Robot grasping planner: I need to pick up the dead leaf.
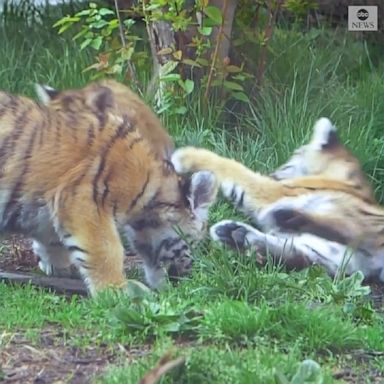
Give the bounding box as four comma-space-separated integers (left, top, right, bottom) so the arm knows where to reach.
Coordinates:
139, 351, 185, 384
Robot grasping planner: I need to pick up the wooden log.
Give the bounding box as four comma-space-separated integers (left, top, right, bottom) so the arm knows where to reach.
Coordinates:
0, 271, 88, 296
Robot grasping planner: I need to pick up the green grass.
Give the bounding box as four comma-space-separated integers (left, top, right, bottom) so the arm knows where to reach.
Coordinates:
0, 13, 384, 384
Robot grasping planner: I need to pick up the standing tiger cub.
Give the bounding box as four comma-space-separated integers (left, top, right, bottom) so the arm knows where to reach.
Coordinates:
172, 118, 384, 282
0, 81, 218, 296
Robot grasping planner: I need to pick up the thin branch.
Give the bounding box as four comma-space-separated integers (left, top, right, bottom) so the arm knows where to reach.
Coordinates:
113, 0, 140, 90
204, 0, 230, 100
114, 0, 126, 48
255, 0, 283, 92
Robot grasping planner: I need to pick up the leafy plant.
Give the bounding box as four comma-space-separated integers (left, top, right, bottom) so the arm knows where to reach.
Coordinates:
53, 2, 144, 83
53, 1, 253, 114
275, 359, 324, 384
114, 285, 203, 338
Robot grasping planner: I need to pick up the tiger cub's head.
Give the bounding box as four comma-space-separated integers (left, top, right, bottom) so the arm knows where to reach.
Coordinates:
271, 117, 373, 200
124, 165, 218, 288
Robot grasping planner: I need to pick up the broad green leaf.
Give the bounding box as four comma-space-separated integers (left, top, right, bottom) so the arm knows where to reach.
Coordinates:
198, 26, 213, 36
232, 92, 250, 103
159, 60, 179, 76
90, 36, 103, 50
58, 23, 76, 34
223, 80, 244, 91
173, 106, 188, 115
160, 73, 181, 82
291, 359, 323, 384
124, 279, 152, 301
99, 8, 115, 16
90, 19, 109, 29
73, 28, 89, 41
196, 57, 209, 66
75, 9, 91, 17
182, 58, 201, 68
53, 16, 80, 28
80, 38, 93, 50
225, 65, 243, 73
179, 79, 194, 94
203, 5, 222, 25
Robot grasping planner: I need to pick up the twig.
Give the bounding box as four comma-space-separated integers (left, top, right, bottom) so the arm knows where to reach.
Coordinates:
0, 271, 88, 296
113, 0, 140, 90
204, 0, 230, 100
254, 0, 283, 92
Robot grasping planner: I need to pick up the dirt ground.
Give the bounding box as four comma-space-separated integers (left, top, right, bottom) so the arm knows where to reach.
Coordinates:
1, 236, 383, 383
1, 327, 151, 384
0, 235, 146, 383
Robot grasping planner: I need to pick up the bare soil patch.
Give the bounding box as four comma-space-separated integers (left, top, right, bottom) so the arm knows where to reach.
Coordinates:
1, 328, 150, 384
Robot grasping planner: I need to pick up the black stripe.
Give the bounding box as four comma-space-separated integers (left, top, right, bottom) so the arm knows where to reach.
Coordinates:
48, 240, 63, 246
357, 207, 384, 217
304, 245, 335, 266
92, 119, 134, 204
55, 112, 61, 142
101, 170, 112, 207
128, 137, 143, 150
38, 120, 45, 147
128, 172, 150, 212
0, 93, 18, 119
70, 172, 87, 197
67, 245, 88, 253
230, 185, 237, 202
237, 191, 245, 207
2, 127, 38, 224
87, 124, 95, 146
97, 112, 107, 131
75, 257, 90, 269
92, 157, 106, 205
0, 105, 32, 160
130, 217, 161, 231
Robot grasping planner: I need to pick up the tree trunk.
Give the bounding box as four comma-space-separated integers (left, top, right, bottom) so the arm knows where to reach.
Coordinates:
209, 0, 238, 67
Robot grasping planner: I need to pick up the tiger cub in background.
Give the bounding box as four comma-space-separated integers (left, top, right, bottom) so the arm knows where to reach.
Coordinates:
172, 118, 384, 282
0, 81, 218, 296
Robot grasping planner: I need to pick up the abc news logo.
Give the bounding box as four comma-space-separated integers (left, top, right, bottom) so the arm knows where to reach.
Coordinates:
348, 6, 378, 31
357, 9, 369, 20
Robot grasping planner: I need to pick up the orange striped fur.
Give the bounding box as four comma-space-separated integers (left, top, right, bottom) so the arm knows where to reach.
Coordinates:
0, 81, 218, 295
172, 118, 384, 282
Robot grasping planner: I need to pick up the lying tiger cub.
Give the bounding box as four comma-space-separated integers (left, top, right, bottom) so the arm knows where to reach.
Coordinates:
172, 118, 384, 282
0, 81, 218, 296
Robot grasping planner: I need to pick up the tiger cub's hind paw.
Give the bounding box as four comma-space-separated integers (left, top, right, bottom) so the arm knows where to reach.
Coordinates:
210, 220, 257, 250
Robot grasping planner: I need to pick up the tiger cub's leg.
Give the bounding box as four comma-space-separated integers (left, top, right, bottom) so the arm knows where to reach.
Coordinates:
28, 220, 77, 277
257, 192, 373, 247
210, 220, 351, 276
51, 197, 126, 296
32, 238, 80, 279
172, 147, 285, 218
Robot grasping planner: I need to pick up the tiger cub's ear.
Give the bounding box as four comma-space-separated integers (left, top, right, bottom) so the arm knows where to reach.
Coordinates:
186, 171, 218, 220
310, 117, 340, 150
35, 84, 61, 104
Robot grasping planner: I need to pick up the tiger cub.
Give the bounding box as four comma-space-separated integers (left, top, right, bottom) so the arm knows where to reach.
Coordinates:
171, 118, 384, 282
0, 82, 218, 296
